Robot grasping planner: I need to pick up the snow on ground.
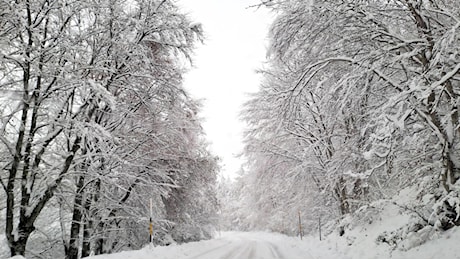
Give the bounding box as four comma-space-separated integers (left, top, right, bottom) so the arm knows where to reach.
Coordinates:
4, 185, 460, 258
299, 216, 460, 258
87, 232, 311, 259
4, 222, 460, 258
86, 226, 460, 259
87, 186, 460, 259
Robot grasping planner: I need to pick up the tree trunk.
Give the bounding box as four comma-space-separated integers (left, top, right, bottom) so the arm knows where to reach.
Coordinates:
441, 143, 458, 193
94, 236, 104, 256
82, 221, 92, 258
9, 225, 35, 257
334, 176, 349, 215
6, 136, 81, 257
67, 174, 86, 259
82, 180, 98, 258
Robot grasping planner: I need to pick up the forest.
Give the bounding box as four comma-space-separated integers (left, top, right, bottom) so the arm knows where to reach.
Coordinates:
2, 0, 460, 258
221, 0, 460, 244
0, 0, 219, 258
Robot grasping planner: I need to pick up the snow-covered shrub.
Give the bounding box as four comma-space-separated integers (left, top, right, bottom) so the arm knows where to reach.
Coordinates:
169, 223, 214, 244
431, 185, 460, 230
398, 225, 434, 251
336, 200, 391, 237
375, 216, 428, 250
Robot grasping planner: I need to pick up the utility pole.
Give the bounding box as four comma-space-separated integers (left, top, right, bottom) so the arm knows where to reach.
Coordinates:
298, 210, 303, 240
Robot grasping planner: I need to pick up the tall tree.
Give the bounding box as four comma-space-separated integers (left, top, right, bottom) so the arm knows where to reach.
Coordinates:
240, 0, 460, 235
0, 0, 218, 258
0, 0, 92, 255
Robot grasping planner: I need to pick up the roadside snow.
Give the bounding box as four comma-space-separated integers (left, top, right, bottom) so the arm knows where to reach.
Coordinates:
392, 226, 460, 258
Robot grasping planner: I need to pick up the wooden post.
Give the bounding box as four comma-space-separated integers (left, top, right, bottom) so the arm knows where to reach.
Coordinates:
298, 210, 303, 240
318, 216, 322, 241
149, 198, 153, 244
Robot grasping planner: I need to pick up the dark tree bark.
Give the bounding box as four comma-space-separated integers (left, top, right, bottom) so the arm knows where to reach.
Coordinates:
6, 136, 81, 257
67, 174, 86, 259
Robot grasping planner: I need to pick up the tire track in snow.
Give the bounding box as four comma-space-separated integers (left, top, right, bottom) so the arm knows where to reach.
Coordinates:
268, 241, 313, 258
189, 236, 300, 259
266, 242, 282, 258
189, 241, 234, 258
221, 241, 254, 258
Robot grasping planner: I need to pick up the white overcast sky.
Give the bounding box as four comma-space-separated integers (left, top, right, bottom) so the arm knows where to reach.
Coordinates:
177, 1, 275, 179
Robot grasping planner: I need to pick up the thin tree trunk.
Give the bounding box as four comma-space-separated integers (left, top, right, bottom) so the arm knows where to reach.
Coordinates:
82, 219, 92, 258
334, 176, 349, 215
67, 174, 86, 259
81, 179, 101, 258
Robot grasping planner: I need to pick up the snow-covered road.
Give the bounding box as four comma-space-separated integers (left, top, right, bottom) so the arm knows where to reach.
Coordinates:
188, 233, 300, 258
88, 231, 312, 259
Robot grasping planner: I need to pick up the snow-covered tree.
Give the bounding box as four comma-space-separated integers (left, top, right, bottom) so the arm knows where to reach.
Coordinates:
240, 0, 460, 236
0, 0, 218, 258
